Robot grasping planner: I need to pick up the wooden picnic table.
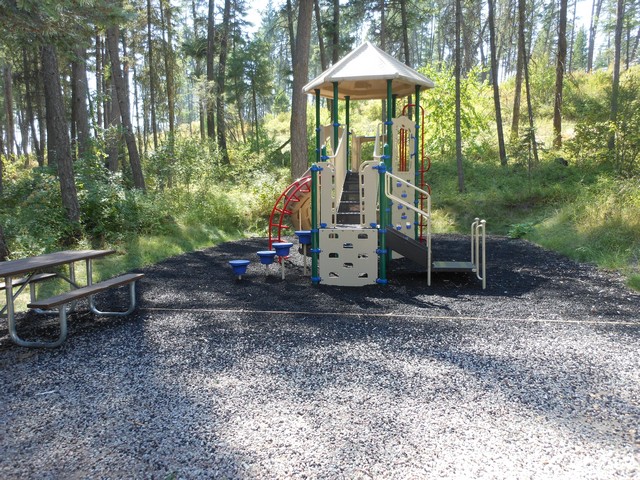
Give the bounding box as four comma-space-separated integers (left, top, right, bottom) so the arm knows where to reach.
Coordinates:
1, 249, 142, 348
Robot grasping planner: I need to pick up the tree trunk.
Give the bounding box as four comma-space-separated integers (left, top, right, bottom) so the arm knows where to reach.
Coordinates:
587, 0, 603, 72
206, 0, 216, 140
0, 225, 9, 261
41, 44, 81, 228
106, 25, 146, 191
33, 53, 46, 166
519, 0, 539, 165
511, 2, 525, 143
192, 0, 206, 141
290, 0, 313, 180
286, 0, 296, 65
631, 24, 640, 64
400, 0, 410, 66
455, 0, 464, 193
568, 0, 578, 72
216, 0, 231, 165
399, 0, 413, 115
22, 48, 42, 163
17, 104, 29, 159
107, 81, 122, 173
314, 0, 328, 71
95, 31, 103, 132
608, 0, 625, 152
553, 0, 568, 148
488, 0, 507, 166
159, 0, 176, 136
0, 130, 4, 195
252, 80, 260, 153
3, 63, 14, 159
72, 47, 91, 158
332, 0, 340, 64
314, 0, 330, 113
148, 0, 159, 149
131, 45, 144, 156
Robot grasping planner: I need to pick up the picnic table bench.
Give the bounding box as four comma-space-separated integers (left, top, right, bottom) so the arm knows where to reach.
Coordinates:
1, 250, 144, 348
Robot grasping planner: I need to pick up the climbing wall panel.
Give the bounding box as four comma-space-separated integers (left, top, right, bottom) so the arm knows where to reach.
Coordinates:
318, 228, 378, 286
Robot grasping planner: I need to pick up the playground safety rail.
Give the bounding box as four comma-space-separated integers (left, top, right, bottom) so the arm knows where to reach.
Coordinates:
471, 218, 487, 290
384, 171, 432, 285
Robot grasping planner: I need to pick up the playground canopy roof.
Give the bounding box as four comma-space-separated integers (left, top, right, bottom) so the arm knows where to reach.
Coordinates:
303, 41, 435, 100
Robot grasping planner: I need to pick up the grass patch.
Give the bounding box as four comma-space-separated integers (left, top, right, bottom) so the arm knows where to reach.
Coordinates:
93, 224, 241, 281
428, 155, 640, 291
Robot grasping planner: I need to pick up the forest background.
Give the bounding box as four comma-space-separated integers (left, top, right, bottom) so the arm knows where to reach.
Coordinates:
0, 0, 639, 290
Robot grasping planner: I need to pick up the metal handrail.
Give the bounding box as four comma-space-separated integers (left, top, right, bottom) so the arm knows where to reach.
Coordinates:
384, 171, 432, 285
471, 218, 487, 289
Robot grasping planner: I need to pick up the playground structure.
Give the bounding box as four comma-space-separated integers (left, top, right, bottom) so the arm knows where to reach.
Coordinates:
268, 42, 486, 288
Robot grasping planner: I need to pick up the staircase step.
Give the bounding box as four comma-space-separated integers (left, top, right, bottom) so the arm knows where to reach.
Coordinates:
337, 212, 361, 224
338, 201, 360, 213
342, 191, 360, 202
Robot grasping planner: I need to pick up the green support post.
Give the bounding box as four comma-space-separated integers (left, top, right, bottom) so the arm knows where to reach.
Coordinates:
386, 80, 393, 173
345, 95, 350, 171
386, 80, 393, 265
332, 82, 339, 153
315, 89, 321, 165
311, 163, 320, 284
377, 146, 389, 284
414, 85, 421, 241
311, 91, 322, 285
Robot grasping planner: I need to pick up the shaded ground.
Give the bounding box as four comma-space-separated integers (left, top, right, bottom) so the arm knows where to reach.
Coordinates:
1, 235, 639, 479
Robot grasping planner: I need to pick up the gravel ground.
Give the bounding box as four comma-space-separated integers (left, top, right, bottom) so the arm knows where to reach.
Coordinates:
1, 235, 639, 479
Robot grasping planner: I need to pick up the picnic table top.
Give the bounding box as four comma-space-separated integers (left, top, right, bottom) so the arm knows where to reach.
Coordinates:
0, 250, 115, 278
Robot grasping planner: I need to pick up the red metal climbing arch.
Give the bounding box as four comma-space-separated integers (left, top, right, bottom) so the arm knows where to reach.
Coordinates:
268, 176, 312, 249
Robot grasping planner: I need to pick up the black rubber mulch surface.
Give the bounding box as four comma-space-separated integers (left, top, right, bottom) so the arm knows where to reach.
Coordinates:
134, 234, 639, 324
1, 234, 638, 347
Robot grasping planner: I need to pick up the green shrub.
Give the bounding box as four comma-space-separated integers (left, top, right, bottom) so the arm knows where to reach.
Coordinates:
508, 222, 535, 239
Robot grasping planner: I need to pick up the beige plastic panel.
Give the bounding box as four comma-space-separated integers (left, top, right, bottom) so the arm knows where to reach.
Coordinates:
321, 125, 344, 156
333, 130, 348, 214
359, 161, 379, 228
317, 161, 336, 228
319, 228, 378, 286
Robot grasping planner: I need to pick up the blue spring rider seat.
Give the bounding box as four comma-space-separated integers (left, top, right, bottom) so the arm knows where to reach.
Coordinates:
229, 259, 250, 280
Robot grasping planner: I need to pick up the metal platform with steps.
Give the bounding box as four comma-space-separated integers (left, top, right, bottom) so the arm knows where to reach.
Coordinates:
386, 223, 486, 288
